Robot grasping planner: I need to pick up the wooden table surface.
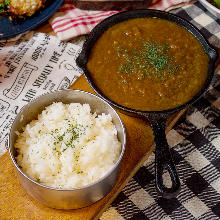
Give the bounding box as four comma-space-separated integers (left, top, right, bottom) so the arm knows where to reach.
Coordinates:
0, 22, 185, 220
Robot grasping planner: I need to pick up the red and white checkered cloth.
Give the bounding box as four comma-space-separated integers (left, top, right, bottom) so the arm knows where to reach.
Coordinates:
50, 0, 193, 41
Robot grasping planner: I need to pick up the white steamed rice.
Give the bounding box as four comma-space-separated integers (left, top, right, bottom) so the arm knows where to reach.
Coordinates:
15, 102, 121, 189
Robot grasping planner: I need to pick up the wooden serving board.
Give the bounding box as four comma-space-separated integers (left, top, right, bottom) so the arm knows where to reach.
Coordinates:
0, 75, 185, 220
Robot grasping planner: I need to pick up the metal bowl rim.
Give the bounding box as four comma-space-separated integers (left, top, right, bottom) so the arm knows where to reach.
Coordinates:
199, 0, 220, 15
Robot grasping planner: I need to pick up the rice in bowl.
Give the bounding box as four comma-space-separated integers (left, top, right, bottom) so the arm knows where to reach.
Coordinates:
15, 102, 122, 189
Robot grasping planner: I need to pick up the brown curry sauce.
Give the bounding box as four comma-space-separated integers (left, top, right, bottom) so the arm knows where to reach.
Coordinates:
87, 18, 209, 111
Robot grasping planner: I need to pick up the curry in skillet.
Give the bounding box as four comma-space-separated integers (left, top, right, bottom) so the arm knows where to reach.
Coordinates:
87, 18, 209, 111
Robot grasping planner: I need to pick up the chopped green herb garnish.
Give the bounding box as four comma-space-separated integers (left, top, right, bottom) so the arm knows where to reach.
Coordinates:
0, 0, 10, 13
116, 39, 180, 80
49, 122, 86, 153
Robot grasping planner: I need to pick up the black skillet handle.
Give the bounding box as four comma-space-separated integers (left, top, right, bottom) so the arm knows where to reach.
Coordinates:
148, 116, 181, 199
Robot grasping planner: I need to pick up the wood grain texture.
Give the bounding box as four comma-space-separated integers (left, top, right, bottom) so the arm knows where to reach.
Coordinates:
0, 75, 185, 220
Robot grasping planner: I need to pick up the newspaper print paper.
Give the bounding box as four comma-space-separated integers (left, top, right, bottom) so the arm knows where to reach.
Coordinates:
0, 32, 82, 157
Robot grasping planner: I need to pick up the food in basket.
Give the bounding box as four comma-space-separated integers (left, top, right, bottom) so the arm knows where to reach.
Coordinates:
15, 102, 121, 189
207, 0, 220, 9
87, 18, 209, 111
0, 0, 46, 17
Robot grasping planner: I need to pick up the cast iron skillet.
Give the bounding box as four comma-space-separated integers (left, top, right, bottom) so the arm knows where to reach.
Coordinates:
76, 9, 218, 199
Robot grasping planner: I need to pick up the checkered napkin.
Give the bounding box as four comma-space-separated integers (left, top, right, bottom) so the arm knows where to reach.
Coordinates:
100, 2, 220, 220
50, 0, 192, 41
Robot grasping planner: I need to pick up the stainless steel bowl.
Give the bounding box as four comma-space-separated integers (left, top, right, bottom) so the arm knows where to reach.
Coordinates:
9, 89, 126, 209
